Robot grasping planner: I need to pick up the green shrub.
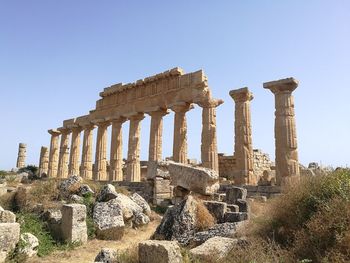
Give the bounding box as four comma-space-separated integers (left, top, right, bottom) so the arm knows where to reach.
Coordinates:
18, 165, 38, 175
83, 192, 96, 239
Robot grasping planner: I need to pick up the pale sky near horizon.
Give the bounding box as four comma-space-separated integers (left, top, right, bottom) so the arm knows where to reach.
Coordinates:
0, 1, 349, 170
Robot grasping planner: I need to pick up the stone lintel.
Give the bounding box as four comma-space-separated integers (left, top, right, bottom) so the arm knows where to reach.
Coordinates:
48, 129, 61, 135
91, 118, 109, 125
66, 124, 80, 129
107, 116, 127, 123
63, 118, 76, 128
229, 87, 253, 102
263, 78, 299, 93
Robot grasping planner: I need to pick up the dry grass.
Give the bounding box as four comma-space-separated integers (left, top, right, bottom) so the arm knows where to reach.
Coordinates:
0, 191, 15, 210
195, 198, 216, 232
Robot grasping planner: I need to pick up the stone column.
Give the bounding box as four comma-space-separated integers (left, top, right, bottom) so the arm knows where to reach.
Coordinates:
263, 78, 300, 186
147, 109, 169, 162
57, 128, 71, 178
80, 124, 95, 179
109, 117, 126, 182
230, 88, 254, 185
93, 120, 110, 181
38, 146, 49, 177
198, 99, 223, 173
48, 129, 61, 177
68, 126, 82, 176
16, 143, 26, 169
171, 103, 193, 163
126, 113, 144, 182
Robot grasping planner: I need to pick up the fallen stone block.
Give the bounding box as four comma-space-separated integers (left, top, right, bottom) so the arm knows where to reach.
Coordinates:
130, 192, 151, 216
0, 210, 16, 223
18, 233, 39, 258
61, 204, 87, 244
203, 201, 227, 223
226, 186, 247, 204
96, 184, 118, 202
224, 212, 248, 223
227, 204, 239, 212
59, 175, 83, 199
138, 240, 183, 263
236, 199, 249, 213
0, 223, 20, 261
94, 247, 119, 263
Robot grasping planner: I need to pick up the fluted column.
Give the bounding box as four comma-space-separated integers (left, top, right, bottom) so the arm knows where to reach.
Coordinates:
110, 117, 126, 182
57, 128, 71, 178
16, 143, 27, 169
38, 146, 49, 177
264, 78, 300, 186
171, 103, 193, 163
198, 99, 223, 173
80, 123, 95, 179
68, 126, 82, 175
126, 113, 144, 182
147, 108, 169, 162
48, 129, 61, 177
93, 120, 110, 181
230, 88, 254, 185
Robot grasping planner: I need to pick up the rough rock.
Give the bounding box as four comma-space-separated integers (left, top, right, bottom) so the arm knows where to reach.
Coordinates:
61, 204, 87, 244
138, 240, 183, 263
147, 161, 171, 179
93, 199, 125, 240
59, 175, 83, 198
96, 184, 118, 202
0, 210, 16, 223
0, 223, 20, 261
203, 201, 227, 223
78, 184, 94, 197
190, 236, 238, 260
113, 193, 144, 221
224, 212, 248, 223
130, 192, 151, 216
226, 186, 247, 204
43, 209, 62, 238
236, 199, 249, 213
0, 182, 7, 197
69, 194, 84, 203
15, 186, 32, 210
94, 248, 119, 263
134, 212, 151, 226
18, 233, 39, 258
227, 204, 239, 212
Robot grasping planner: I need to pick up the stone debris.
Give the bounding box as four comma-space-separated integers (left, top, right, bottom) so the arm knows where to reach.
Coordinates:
96, 184, 118, 202
130, 192, 151, 216
226, 186, 247, 204
138, 240, 183, 263
59, 175, 83, 198
18, 233, 39, 258
94, 247, 119, 263
0, 210, 16, 223
203, 201, 227, 223
0, 223, 20, 262
78, 184, 94, 197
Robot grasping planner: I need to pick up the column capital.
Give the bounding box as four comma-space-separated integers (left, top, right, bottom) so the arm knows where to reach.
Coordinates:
170, 102, 194, 113
197, 98, 224, 108
108, 116, 127, 124
125, 112, 145, 121
57, 127, 71, 134
263, 77, 299, 94
67, 124, 83, 133
230, 87, 253, 102
146, 107, 169, 117
92, 118, 110, 127
48, 129, 61, 136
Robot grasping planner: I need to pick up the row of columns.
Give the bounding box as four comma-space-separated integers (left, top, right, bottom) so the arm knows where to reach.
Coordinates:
47, 101, 222, 182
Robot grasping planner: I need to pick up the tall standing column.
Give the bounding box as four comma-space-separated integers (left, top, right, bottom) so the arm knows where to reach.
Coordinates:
171, 103, 193, 163
16, 143, 27, 169
230, 88, 254, 185
57, 128, 71, 178
198, 99, 223, 173
126, 113, 144, 182
109, 117, 126, 182
48, 129, 61, 177
148, 109, 169, 162
263, 78, 300, 186
68, 126, 82, 175
80, 124, 95, 179
38, 146, 49, 177
94, 120, 110, 181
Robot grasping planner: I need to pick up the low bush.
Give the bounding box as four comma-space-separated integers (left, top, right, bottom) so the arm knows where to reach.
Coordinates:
195, 199, 215, 232
82, 192, 96, 239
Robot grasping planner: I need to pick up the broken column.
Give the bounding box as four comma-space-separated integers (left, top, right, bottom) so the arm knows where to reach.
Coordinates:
126, 113, 144, 182
263, 78, 300, 186
60, 204, 87, 244
57, 128, 71, 178
68, 126, 82, 176
171, 103, 193, 163
38, 146, 49, 177
48, 129, 61, 178
230, 88, 254, 185
109, 117, 126, 182
198, 99, 223, 173
94, 120, 110, 181
16, 143, 26, 169
80, 123, 95, 179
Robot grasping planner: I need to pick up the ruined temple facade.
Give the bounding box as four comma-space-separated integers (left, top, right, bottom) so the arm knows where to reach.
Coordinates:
47, 68, 223, 182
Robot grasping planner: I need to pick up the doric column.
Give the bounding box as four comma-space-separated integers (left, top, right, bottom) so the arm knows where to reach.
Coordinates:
147, 108, 169, 162
263, 78, 300, 186
230, 88, 254, 185
109, 117, 126, 182
93, 120, 110, 181
126, 113, 144, 182
198, 99, 223, 173
16, 143, 26, 169
80, 123, 95, 179
171, 103, 193, 163
48, 129, 61, 177
57, 127, 71, 178
38, 146, 49, 177
68, 125, 82, 176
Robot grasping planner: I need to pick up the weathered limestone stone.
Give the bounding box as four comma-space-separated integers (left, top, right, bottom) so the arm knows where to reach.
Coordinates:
230, 87, 254, 185
171, 102, 193, 163
96, 184, 118, 202
224, 212, 248, 222
198, 99, 223, 173
126, 113, 144, 182
16, 143, 26, 169
130, 192, 151, 216
109, 117, 126, 182
168, 162, 219, 195
203, 201, 227, 223
190, 236, 238, 261
138, 240, 183, 263
0, 182, 7, 197
61, 204, 88, 244
80, 123, 95, 179
18, 233, 39, 258
59, 175, 83, 199
226, 186, 247, 204
94, 248, 119, 263
78, 184, 94, 197
57, 127, 71, 178
68, 126, 82, 176
48, 129, 61, 178
264, 78, 300, 186
38, 146, 49, 177
43, 209, 62, 238
0, 223, 20, 261
94, 120, 110, 181
0, 210, 16, 223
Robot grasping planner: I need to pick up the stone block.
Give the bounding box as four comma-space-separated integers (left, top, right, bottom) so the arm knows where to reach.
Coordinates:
236, 199, 249, 213
227, 204, 239, 212
138, 240, 182, 263
0, 210, 16, 223
61, 204, 87, 244
224, 212, 248, 223
203, 201, 227, 223
0, 183, 7, 197
226, 186, 247, 204
94, 248, 119, 263
18, 233, 39, 258
0, 223, 20, 260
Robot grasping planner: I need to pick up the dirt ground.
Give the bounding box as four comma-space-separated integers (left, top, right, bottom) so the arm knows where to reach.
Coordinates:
27, 217, 161, 263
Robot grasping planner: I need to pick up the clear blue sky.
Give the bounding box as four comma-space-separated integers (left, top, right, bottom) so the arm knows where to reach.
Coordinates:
1, 1, 349, 170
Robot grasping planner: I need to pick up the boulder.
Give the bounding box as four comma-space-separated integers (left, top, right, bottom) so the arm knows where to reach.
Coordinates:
203, 201, 227, 223
134, 212, 151, 226
138, 240, 182, 263
113, 193, 145, 223
59, 175, 83, 198
69, 194, 84, 204
96, 184, 118, 202
18, 233, 39, 258
0, 223, 20, 261
78, 184, 94, 197
190, 236, 238, 260
94, 248, 119, 263
226, 186, 247, 204
0, 210, 16, 223
93, 199, 125, 240
168, 162, 219, 195
130, 192, 151, 216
